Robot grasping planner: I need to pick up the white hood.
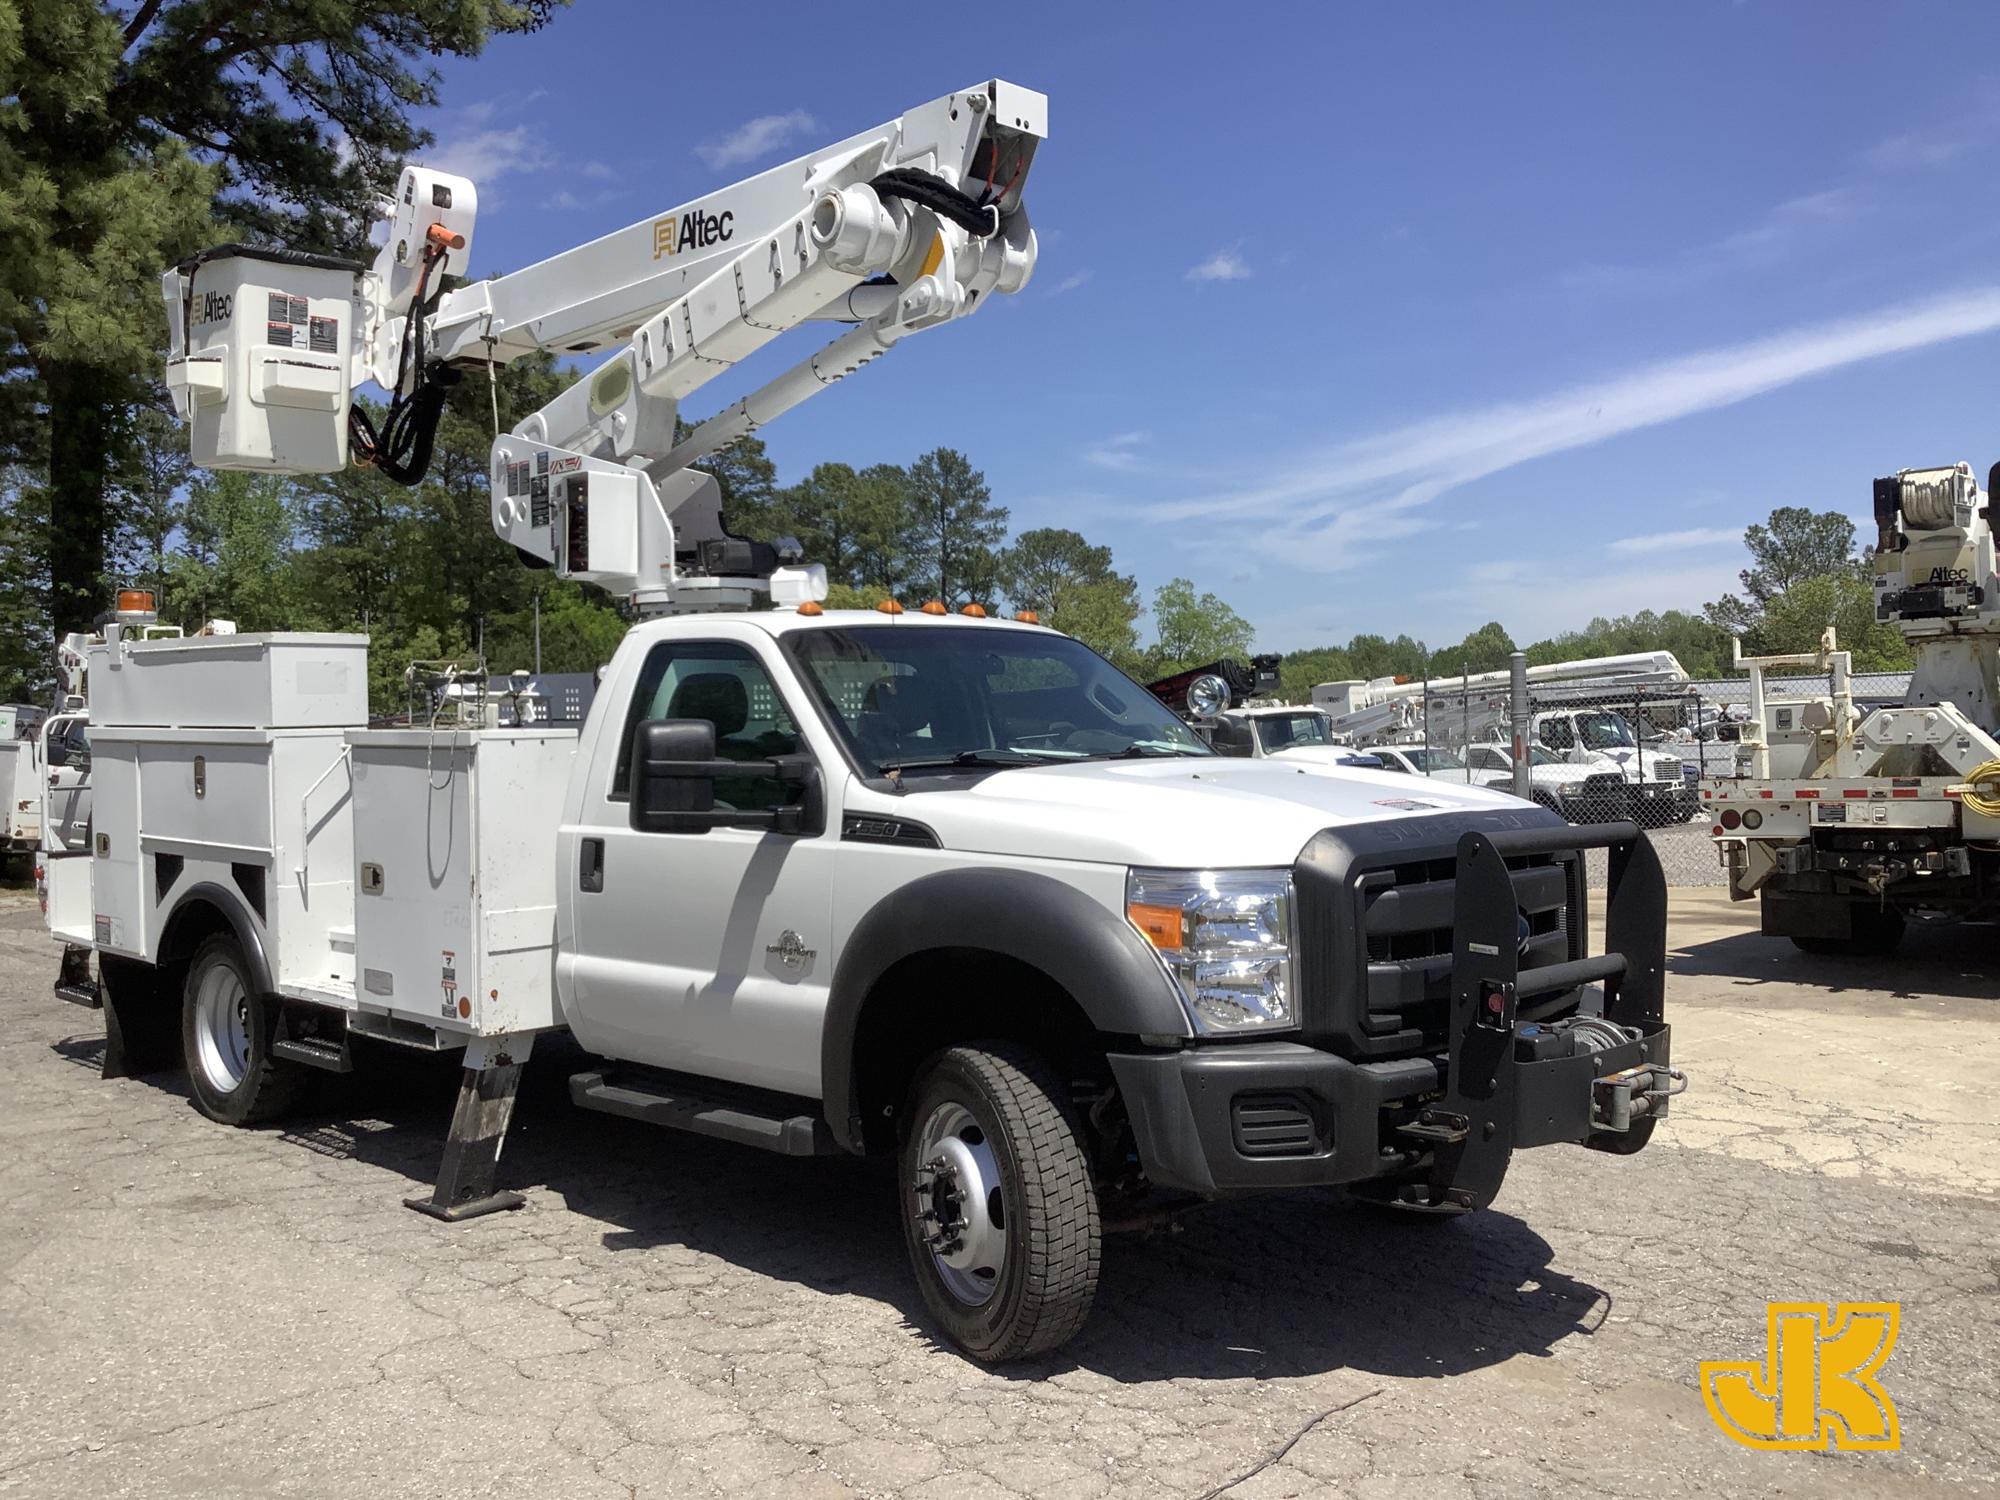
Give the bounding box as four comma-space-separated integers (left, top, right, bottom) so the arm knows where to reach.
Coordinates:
885, 757, 1527, 867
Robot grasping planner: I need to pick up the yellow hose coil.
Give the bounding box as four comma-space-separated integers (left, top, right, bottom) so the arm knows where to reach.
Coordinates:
1964, 759, 2000, 820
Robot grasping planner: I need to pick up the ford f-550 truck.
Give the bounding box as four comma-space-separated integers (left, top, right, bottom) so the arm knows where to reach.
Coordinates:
50, 607, 1680, 1361
49, 78, 1681, 1363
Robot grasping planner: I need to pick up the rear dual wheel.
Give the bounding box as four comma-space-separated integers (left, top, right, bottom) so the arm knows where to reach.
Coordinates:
181, 934, 305, 1125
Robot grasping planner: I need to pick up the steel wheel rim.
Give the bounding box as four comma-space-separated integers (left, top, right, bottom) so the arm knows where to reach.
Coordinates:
194, 962, 251, 1094
912, 1100, 1008, 1307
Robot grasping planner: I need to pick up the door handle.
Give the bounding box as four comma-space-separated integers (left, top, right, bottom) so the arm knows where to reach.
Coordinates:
579, 837, 604, 893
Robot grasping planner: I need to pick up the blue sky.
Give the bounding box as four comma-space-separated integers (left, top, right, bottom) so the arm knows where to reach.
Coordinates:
416, 1, 2000, 651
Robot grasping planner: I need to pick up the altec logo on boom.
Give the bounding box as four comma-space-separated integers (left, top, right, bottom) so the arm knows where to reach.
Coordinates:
653, 208, 734, 260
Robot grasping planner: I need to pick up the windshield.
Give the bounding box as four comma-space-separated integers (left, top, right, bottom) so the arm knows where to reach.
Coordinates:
1253, 712, 1332, 752
790, 625, 1212, 775
1528, 746, 1560, 767
1405, 747, 1465, 772
1577, 712, 1637, 751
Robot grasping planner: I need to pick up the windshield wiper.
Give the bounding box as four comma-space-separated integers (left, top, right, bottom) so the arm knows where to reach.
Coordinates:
1096, 742, 1201, 760
876, 749, 1043, 775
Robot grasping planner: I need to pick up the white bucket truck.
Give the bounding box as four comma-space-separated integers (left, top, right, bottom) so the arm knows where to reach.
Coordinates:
49, 81, 1681, 1363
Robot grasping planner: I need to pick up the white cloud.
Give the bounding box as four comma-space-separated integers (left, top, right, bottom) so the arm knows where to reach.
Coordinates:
1862, 124, 1972, 172
425, 124, 552, 185
696, 110, 818, 171
1563, 185, 1862, 295
1606, 526, 1746, 556
1049, 270, 1092, 295
1187, 244, 1252, 282
578, 160, 616, 181
1085, 430, 1151, 471
1142, 285, 2000, 573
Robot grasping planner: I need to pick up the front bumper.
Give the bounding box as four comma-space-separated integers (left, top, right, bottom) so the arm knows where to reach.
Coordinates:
1111, 818, 1677, 1204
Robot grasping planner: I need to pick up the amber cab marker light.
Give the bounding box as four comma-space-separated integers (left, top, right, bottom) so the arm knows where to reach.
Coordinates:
1127, 901, 1183, 950
961, 603, 988, 618
1014, 609, 1040, 625
875, 598, 905, 615
920, 599, 948, 615
796, 600, 824, 616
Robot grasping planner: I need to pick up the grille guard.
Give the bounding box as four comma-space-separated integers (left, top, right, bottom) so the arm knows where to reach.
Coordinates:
1427, 819, 1668, 1205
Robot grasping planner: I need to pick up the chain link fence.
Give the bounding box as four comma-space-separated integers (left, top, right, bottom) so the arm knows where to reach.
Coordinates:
1365, 681, 1731, 888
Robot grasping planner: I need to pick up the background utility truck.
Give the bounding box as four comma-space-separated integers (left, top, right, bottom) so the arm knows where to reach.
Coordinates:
1709, 462, 2000, 954
46, 80, 1682, 1363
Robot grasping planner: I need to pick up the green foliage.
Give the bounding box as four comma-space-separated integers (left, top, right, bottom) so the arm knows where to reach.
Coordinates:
1706, 505, 1864, 630
1143, 577, 1256, 677
1433, 620, 1516, 676
165, 470, 297, 630
4, 0, 564, 632
1525, 608, 1733, 678
1745, 572, 1912, 672
908, 447, 1007, 606
1000, 527, 1141, 666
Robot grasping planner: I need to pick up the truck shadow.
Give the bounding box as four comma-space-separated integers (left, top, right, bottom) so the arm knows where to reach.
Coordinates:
1668, 922, 2000, 1003
49, 1026, 1609, 1384
250, 1034, 1607, 1385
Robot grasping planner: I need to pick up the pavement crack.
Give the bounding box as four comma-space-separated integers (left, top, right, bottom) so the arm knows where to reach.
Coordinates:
1190, 1388, 1384, 1500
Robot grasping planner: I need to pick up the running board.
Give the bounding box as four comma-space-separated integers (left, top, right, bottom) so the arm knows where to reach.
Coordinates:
54, 979, 101, 1009
273, 1036, 353, 1073
570, 1069, 839, 1156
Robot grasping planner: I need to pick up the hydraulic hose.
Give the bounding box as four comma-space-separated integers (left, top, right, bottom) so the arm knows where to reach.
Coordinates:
1962, 759, 2000, 820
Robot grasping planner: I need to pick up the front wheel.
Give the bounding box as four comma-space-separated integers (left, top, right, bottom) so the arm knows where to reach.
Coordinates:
182, 933, 305, 1125
898, 1043, 1101, 1363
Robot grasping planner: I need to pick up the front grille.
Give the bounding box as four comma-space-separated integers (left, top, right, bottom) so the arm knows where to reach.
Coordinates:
1294, 809, 1586, 1061
1231, 1093, 1320, 1157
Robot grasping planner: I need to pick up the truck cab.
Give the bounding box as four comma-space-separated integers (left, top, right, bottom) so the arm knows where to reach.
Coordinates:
1206, 704, 1382, 767
1531, 709, 1696, 823
1463, 742, 1630, 822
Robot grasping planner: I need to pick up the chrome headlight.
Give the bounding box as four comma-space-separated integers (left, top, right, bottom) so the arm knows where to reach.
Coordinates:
1126, 867, 1297, 1035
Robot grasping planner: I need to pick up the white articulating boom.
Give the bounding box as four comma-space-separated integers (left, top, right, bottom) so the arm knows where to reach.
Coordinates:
163, 80, 1045, 613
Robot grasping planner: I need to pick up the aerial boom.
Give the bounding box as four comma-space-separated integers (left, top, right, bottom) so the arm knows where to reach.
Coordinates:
162, 80, 1046, 613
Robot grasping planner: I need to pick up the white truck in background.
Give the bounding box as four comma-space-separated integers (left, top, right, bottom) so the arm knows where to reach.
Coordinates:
43, 80, 1682, 1363
1314, 656, 1699, 824
1710, 462, 2000, 954
1, 703, 48, 858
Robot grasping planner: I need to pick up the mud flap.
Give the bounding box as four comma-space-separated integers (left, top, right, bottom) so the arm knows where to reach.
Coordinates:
97, 953, 180, 1079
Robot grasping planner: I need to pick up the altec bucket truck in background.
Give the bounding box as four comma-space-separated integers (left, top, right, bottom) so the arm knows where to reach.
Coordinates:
1709, 462, 2000, 953
49, 81, 1682, 1363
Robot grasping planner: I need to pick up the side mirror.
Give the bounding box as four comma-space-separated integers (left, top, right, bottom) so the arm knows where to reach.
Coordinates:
628, 719, 825, 836
630, 719, 718, 832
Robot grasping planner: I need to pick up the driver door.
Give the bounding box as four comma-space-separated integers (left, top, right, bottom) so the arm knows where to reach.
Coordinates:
564, 635, 836, 1097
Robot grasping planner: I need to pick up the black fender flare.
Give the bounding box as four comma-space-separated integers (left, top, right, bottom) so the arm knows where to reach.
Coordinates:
158, 880, 275, 995
820, 867, 1188, 1152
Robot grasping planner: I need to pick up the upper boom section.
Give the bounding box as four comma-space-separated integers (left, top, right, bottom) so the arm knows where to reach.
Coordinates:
428, 80, 1044, 370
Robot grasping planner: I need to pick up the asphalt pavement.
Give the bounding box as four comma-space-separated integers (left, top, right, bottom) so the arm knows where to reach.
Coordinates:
0, 888, 1993, 1498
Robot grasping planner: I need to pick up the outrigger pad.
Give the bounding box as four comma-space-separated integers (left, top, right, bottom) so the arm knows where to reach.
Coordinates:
405, 1037, 533, 1223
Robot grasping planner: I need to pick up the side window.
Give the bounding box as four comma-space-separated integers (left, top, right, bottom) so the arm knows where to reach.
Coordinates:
1379, 755, 1407, 774
610, 640, 806, 810
1540, 718, 1574, 751
1468, 748, 1497, 772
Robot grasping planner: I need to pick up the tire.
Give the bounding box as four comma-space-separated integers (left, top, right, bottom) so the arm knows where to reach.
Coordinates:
1790, 904, 1905, 958
898, 1042, 1101, 1363
181, 933, 305, 1125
